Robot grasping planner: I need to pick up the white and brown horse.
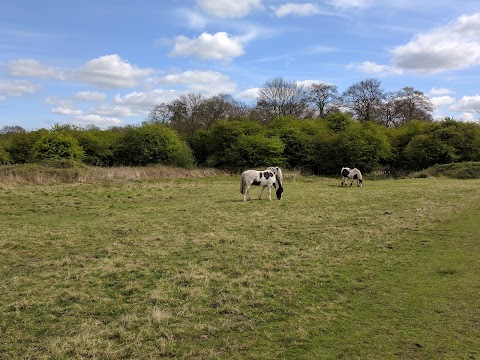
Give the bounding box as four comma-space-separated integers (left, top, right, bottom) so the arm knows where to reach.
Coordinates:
341, 167, 363, 187
240, 166, 283, 201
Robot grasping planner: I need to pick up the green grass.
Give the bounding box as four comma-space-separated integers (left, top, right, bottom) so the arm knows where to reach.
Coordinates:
0, 174, 479, 359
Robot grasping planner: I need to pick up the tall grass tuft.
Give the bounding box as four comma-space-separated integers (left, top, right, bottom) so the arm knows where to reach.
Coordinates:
416, 161, 480, 179
0, 163, 229, 187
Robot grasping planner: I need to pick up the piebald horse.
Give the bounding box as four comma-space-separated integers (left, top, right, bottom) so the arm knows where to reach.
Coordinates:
341, 167, 363, 187
240, 166, 283, 201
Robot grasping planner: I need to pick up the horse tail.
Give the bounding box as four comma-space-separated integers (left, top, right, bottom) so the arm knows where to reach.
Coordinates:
240, 173, 246, 194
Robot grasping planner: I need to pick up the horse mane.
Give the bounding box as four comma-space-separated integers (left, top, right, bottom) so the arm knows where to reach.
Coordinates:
268, 166, 283, 186
275, 167, 283, 187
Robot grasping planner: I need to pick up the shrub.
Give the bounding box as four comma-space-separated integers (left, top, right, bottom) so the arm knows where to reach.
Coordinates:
74, 130, 119, 166
403, 133, 459, 170
226, 134, 285, 170
206, 120, 263, 168
5, 130, 45, 164
424, 162, 480, 179
114, 124, 195, 168
0, 143, 11, 164
32, 132, 84, 162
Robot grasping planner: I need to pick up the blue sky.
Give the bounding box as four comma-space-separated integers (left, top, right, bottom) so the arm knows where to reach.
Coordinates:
1, 0, 480, 130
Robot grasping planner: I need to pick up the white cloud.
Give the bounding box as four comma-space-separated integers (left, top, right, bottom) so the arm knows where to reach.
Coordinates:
5, 58, 65, 80
430, 96, 455, 108
72, 91, 107, 102
458, 112, 477, 122
70, 114, 123, 128
91, 105, 138, 117
0, 80, 41, 97
170, 32, 244, 61
177, 9, 208, 29
237, 87, 259, 100
156, 70, 237, 95
347, 61, 401, 75
275, 3, 321, 17
109, 90, 183, 116
196, 0, 263, 18
430, 87, 454, 96
449, 95, 480, 112
51, 107, 83, 116
392, 12, 480, 73
327, 0, 372, 8
75, 54, 155, 88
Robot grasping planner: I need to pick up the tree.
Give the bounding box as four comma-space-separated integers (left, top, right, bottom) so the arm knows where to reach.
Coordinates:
147, 94, 251, 137
147, 103, 174, 124
0, 125, 26, 134
378, 91, 398, 127
393, 87, 433, 125
341, 78, 386, 122
198, 93, 250, 126
257, 77, 309, 122
308, 83, 338, 118
168, 93, 206, 136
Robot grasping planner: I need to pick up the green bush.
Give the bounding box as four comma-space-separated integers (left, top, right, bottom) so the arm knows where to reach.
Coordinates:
0, 143, 11, 164
403, 133, 459, 170
73, 129, 119, 166
187, 130, 210, 166
205, 120, 263, 168
114, 124, 195, 168
423, 162, 480, 179
5, 130, 45, 164
32, 132, 84, 162
226, 134, 285, 170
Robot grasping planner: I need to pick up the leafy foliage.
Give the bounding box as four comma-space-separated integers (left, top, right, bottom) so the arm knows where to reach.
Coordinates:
32, 132, 84, 162
0, 143, 11, 164
422, 161, 480, 179
114, 124, 195, 168
1, 113, 479, 174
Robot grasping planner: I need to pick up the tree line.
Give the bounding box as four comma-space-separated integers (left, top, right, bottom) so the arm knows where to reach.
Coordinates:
147, 77, 434, 132
1, 78, 479, 174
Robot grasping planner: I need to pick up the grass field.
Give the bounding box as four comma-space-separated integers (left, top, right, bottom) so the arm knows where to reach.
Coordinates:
0, 171, 479, 359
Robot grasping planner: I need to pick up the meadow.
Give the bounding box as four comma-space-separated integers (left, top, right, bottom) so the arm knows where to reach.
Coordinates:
0, 168, 479, 359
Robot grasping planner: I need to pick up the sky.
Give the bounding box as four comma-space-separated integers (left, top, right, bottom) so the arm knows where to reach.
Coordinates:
1, 0, 480, 130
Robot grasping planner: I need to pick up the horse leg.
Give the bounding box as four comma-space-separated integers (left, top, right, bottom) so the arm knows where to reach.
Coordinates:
267, 185, 272, 200
244, 185, 251, 201
259, 185, 266, 200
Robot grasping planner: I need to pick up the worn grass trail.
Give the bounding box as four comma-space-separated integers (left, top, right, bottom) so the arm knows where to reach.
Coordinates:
0, 176, 479, 359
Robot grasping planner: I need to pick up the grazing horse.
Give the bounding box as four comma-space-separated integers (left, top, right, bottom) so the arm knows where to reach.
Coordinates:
240, 166, 283, 201
341, 167, 363, 187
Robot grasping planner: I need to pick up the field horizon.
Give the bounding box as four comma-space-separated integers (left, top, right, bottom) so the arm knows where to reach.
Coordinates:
1, 170, 479, 358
